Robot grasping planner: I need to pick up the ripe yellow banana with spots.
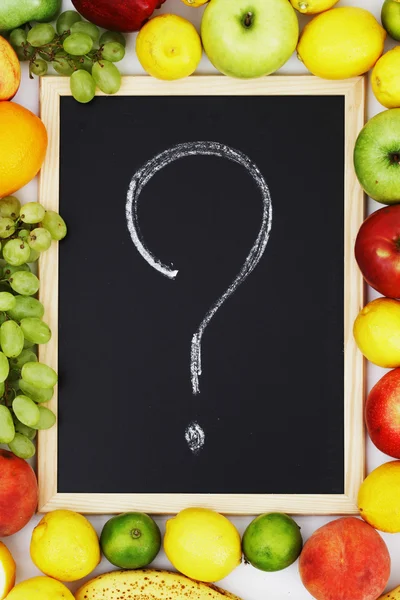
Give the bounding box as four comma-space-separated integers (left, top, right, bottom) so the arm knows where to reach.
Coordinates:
75, 569, 242, 600
378, 586, 400, 599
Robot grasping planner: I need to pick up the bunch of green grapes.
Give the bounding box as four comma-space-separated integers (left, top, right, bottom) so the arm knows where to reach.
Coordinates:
0, 196, 67, 459
8, 10, 126, 104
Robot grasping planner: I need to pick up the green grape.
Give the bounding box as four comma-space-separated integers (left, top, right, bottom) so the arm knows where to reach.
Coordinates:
9, 272, 40, 296
74, 55, 93, 73
13, 395, 40, 427
20, 202, 45, 224
70, 70, 96, 104
8, 368, 20, 382
63, 32, 93, 56
32, 406, 56, 430
27, 23, 55, 47
3, 263, 30, 279
38, 44, 54, 60
8, 433, 35, 458
0, 351, 9, 383
20, 318, 51, 345
30, 58, 48, 77
52, 53, 75, 76
3, 239, 31, 266
92, 60, 121, 95
0, 292, 16, 311
99, 31, 126, 48
0, 314, 7, 327
101, 42, 125, 63
13, 417, 37, 440
0, 196, 21, 219
0, 320, 24, 358
23, 339, 35, 349
70, 21, 99, 43
18, 229, 30, 240
28, 228, 52, 252
10, 349, 37, 370
0, 405, 15, 444
0, 217, 16, 239
15, 44, 34, 62
9, 28, 27, 48
18, 379, 53, 403
21, 361, 57, 389
0, 381, 4, 397
57, 10, 82, 35
7, 296, 44, 321
28, 248, 40, 263
41, 211, 67, 241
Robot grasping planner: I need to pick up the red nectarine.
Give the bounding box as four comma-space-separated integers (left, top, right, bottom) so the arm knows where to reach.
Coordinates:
299, 517, 390, 600
366, 368, 400, 458
0, 449, 38, 536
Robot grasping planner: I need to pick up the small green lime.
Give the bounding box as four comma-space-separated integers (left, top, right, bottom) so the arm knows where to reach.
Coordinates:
382, 0, 400, 41
100, 512, 161, 569
242, 513, 302, 572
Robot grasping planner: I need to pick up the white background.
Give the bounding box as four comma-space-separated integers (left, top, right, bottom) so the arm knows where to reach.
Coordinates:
4, 0, 399, 597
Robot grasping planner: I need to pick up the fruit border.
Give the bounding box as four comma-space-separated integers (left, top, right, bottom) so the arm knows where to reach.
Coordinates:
37, 75, 366, 515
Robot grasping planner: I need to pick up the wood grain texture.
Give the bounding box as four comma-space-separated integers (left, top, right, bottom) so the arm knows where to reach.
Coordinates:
38, 75, 365, 515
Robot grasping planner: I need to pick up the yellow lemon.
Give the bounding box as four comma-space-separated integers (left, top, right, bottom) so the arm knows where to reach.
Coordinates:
136, 14, 202, 80
164, 508, 241, 582
358, 461, 400, 532
181, 0, 209, 6
290, 0, 339, 15
297, 7, 386, 79
30, 510, 100, 582
5, 576, 74, 600
0, 542, 15, 599
372, 47, 400, 108
353, 298, 400, 368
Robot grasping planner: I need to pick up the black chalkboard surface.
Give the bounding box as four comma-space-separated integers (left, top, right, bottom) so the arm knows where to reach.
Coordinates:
38, 76, 365, 514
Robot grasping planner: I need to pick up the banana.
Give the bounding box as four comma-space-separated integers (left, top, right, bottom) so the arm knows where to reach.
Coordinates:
75, 568, 242, 600
378, 586, 400, 599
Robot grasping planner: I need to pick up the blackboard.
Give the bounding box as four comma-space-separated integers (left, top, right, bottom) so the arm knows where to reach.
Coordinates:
38, 76, 365, 514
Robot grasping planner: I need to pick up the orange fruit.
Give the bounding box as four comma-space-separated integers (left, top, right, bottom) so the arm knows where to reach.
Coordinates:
0, 541, 16, 599
0, 102, 47, 198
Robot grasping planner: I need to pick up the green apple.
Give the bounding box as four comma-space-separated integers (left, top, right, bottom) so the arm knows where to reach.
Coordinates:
382, 0, 400, 41
0, 0, 61, 31
354, 109, 400, 204
201, 0, 299, 79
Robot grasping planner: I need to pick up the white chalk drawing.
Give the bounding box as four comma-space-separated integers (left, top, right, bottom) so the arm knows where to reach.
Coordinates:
126, 141, 272, 453
185, 421, 206, 454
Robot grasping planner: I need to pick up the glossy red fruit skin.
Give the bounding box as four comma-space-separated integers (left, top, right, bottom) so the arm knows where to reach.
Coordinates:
0, 449, 38, 536
366, 368, 400, 459
355, 204, 400, 299
71, 0, 166, 32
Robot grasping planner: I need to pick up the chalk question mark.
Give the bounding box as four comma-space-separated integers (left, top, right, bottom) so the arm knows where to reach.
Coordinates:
126, 141, 272, 454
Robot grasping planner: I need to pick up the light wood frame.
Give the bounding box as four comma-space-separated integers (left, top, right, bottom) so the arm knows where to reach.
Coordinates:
38, 75, 366, 515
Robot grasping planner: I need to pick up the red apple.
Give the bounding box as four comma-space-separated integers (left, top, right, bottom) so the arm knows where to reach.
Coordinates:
0, 449, 38, 536
71, 0, 166, 32
365, 368, 400, 458
299, 517, 390, 600
355, 204, 400, 298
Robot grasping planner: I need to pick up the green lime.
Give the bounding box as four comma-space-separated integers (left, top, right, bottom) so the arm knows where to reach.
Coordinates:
100, 512, 161, 569
242, 513, 302, 572
382, 0, 400, 41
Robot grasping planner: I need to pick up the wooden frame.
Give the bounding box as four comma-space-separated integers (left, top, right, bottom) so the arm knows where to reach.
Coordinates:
38, 75, 366, 515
